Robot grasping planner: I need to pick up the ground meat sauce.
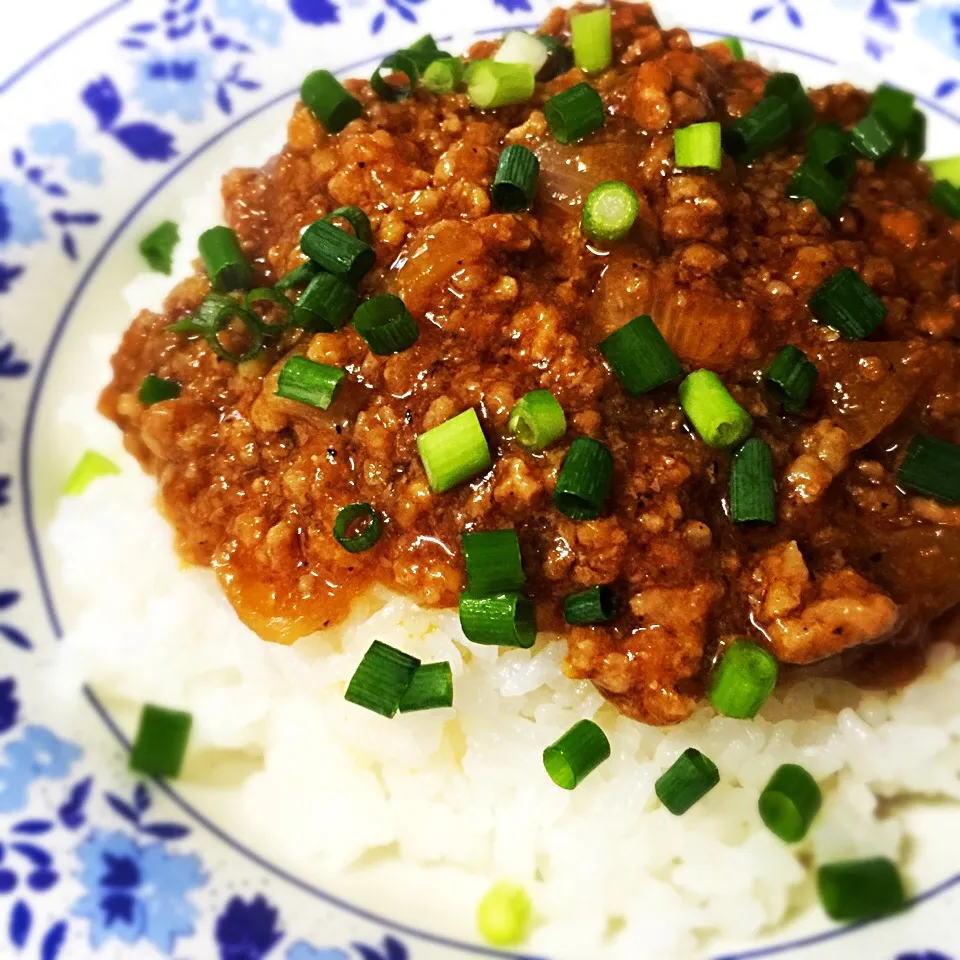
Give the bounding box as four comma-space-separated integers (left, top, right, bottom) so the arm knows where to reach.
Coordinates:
101, 2, 960, 725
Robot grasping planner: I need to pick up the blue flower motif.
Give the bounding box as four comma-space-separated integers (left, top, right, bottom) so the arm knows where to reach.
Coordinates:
217, 0, 284, 45
73, 830, 206, 952
0, 181, 44, 248
0, 726, 81, 813
0, 678, 18, 735
132, 52, 214, 123
286, 942, 349, 960
215, 894, 283, 960
916, 5, 960, 61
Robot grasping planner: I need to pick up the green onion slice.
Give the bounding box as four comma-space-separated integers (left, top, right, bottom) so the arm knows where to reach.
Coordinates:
245, 287, 293, 338
806, 123, 856, 181
352, 294, 419, 355
730, 437, 776, 526
787, 160, 846, 217
543, 719, 610, 789
63, 450, 120, 497
931, 179, 960, 219
333, 502, 383, 553
544, 82, 605, 145
764, 345, 818, 413
872, 83, 915, 134
294, 271, 359, 333
571, 5, 612, 74
581, 180, 639, 242
599, 315, 681, 396
276, 355, 345, 411
139, 220, 179, 275
130, 704, 193, 778
764, 72, 815, 130
929, 155, 960, 187
139, 374, 181, 406
495, 31, 550, 74
199, 225, 253, 292
655, 748, 720, 816
721, 37, 745, 60
817, 858, 905, 922
275, 260, 321, 293
398, 662, 454, 713
553, 437, 614, 520
674, 121, 723, 171
324, 206, 373, 245
467, 60, 535, 109
403, 33, 444, 72
563, 585, 617, 625
301, 219, 376, 286
679, 370, 753, 449
851, 112, 897, 162
708, 639, 778, 719
724, 96, 792, 163
508, 389, 566, 451
808, 267, 887, 340
418, 408, 492, 493
902, 108, 926, 160
196, 294, 265, 363
492, 145, 540, 212
459, 590, 537, 649
477, 881, 532, 948
301, 69, 363, 133
423, 57, 464, 95
371, 51, 419, 102
345, 640, 420, 718
462, 530, 525, 594
759, 763, 822, 843
537, 35, 574, 81
897, 433, 960, 504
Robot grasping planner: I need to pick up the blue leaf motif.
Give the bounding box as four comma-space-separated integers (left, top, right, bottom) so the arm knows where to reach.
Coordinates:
41, 921, 67, 960
385, 0, 417, 24
383, 936, 408, 960
493, 0, 533, 9
81, 77, 122, 130
216, 85, 233, 115
371, 11, 386, 33
105, 793, 140, 826
61, 232, 77, 261
751, 6, 772, 21
0, 344, 29, 378
142, 822, 191, 841
131, 22, 157, 33
112, 123, 177, 162
45, 184, 68, 198
0, 476, 9, 508
936, 78, 959, 99
896, 954, 954, 960
12, 843, 52, 868
27, 869, 58, 892
0, 593, 18, 612
121, 39, 148, 50
58, 776, 92, 830
134, 782, 151, 814
0, 626, 31, 651
169, 21, 197, 40
12, 820, 53, 835
11, 149, 24, 168
9, 900, 31, 948
786, 4, 802, 28
288, 0, 340, 26
0, 264, 24, 295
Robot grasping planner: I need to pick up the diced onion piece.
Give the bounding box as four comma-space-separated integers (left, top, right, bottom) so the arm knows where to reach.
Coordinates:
130, 704, 193, 778
508, 389, 566, 451
808, 267, 887, 340
897, 433, 960, 504
543, 719, 611, 789
459, 591, 537, 648
655, 748, 720, 815
495, 31, 550, 74
553, 437, 613, 520
462, 530, 525, 594
276, 356, 345, 411
563, 585, 617, 625
417, 408, 491, 493
467, 60, 535, 109
817, 858, 905, 922
63, 451, 120, 497
301, 69, 363, 132
679, 370, 753, 449
674, 121, 723, 171
398, 662, 454, 712
344, 640, 420, 718
759, 763, 822, 842
477, 881, 532, 947
570, 6, 612, 74
730, 438, 776, 526
708, 640, 778, 719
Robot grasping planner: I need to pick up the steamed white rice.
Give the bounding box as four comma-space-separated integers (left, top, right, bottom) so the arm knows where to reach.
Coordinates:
49, 170, 960, 960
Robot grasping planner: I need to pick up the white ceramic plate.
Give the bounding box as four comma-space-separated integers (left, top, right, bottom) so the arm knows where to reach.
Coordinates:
3, 1, 960, 957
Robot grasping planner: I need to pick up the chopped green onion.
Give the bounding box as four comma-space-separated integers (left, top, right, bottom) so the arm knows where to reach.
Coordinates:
817, 858, 905, 922
708, 640, 778, 719
851, 112, 897, 162
301, 69, 363, 133
599, 315, 682, 395
902, 108, 926, 160
333, 502, 383, 553
721, 37, 744, 60
759, 763, 822, 842
301, 219, 376, 286
764, 345, 818, 413
931, 179, 960, 219
787, 160, 845, 217
371, 51, 419, 102
345, 640, 420, 718
352, 294, 420, 355
537, 35, 574, 81
872, 83, 914, 134
245, 287, 293, 338
196, 294, 265, 363
563, 585, 617, 625
324, 206, 373, 245
495, 31, 550, 74
398, 662, 454, 713
130, 704, 192, 778
674, 121, 723, 171
403, 33, 443, 72
198, 226, 253, 292
275, 260, 320, 293
730, 438, 776, 525
655, 748, 720, 816
462, 530, 525, 594
806, 123, 856, 181
570, 5, 612, 74
492, 145, 540, 212
679, 371, 753, 449
139, 220, 179, 274
418, 408, 492, 493
139, 374, 181, 406
553, 437, 614, 520
809, 267, 887, 340
897, 434, 960, 504
467, 60, 535, 109
929, 155, 960, 187
581, 180, 639, 242
63, 450, 120, 496
294, 271, 359, 333
459, 591, 537, 648
724, 96, 792, 163
544, 82, 605, 144
276, 355, 345, 411
423, 57, 463, 95
543, 719, 610, 789
477, 881, 532, 948
764, 72, 815, 130
508, 389, 566, 451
